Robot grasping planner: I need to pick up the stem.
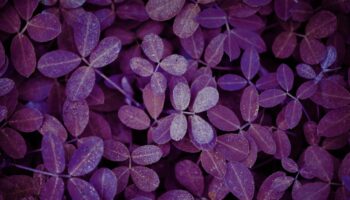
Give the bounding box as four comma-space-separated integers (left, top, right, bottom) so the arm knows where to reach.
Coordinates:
259, 108, 265, 125
154, 63, 160, 73
19, 22, 29, 35
12, 163, 70, 178
197, 59, 207, 66
239, 122, 250, 131
295, 33, 306, 38
182, 111, 195, 115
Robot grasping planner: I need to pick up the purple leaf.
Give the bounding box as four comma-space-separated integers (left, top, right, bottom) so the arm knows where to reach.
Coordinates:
145, 0, 185, 21
207, 105, 240, 131
27, 13, 61, 42
40, 177, 64, 200
257, 171, 294, 200
204, 33, 227, 67
273, 130, 291, 159
300, 37, 326, 65
175, 160, 204, 196
38, 50, 81, 78
150, 71, 167, 94
320, 46, 337, 69
130, 57, 154, 77
284, 100, 303, 129
339, 153, 350, 179
82, 111, 112, 140
189, 115, 216, 150
306, 11, 337, 39
215, 133, 250, 162
240, 85, 259, 122
173, 4, 200, 38
171, 82, 191, 111
281, 157, 299, 173
243, 0, 271, 7
143, 83, 165, 119
225, 161, 255, 200
73, 11, 100, 57
89, 36, 122, 68
0, 78, 15, 96
13, 0, 39, 20
9, 107, 43, 132
39, 114, 67, 142
131, 166, 160, 192
293, 182, 330, 200
200, 150, 227, 178
274, 0, 295, 21
112, 166, 130, 194
303, 121, 320, 145
259, 89, 287, 108
218, 74, 247, 91
170, 113, 187, 141
276, 64, 294, 91
296, 63, 316, 79
0, 128, 27, 159
103, 139, 130, 162
61, 0, 86, 8
41, 133, 65, 174
141, 33, 164, 63
290, 1, 313, 22
68, 178, 100, 200
159, 190, 194, 200
224, 31, 241, 61
180, 28, 204, 59
10, 34, 36, 77
68, 136, 103, 176
131, 145, 163, 165
256, 73, 279, 90
296, 81, 318, 100
63, 99, 89, 137
0, 5, 21, 33
317, 107, 350, 138
115, 1, 148, 22
241, 47, 260, 80
208, 178, 230, 200
192, 87, 219, 113
118, 105, 151, 130
228, 15, 265, 31
159, 54, 188, 76
150, 114, 173, 144
248, 124, 276, 155
197, 7, 226, 29
272, 31, 297, 59
230, 29, 266, 53
66, 66, 95, 101
90, 168, 117, 200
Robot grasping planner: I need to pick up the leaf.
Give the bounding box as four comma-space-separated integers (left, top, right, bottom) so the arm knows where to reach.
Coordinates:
241, 47, 260, 80
284, 100, 303, 129
0, 78, 15, 96
200, 150, 226, 178
248, 124, 276, 155
160, 54, 188, 76
0, 5, 21, 33
40, 177, 64, 200
180, 28, 204, 59
41, 133, 65, 174
306, 11, 337, 39
256, 73, 279, 90
13, 0, 39, 20
143, 84, 165, 119
290, 1, 313, 22
204, 33, 227, 67
82, 111, 111, 139
131, 145, 163, 165
317, 107, 350, 138
208, 178, 230, 200
68, 136, 104, 176
196, 7, 226, 29
257, 171, 294, 200
66, 66, 96, 101
61, 0, 86, 8
276, 63, 294, 91
130, 57, 154, 77
230, 29, 266, 53
243, 0, 271, 7
131, 166, 160, 192
273, 130, 291, 159
175, 160, 204, 196
89, 36, 122, 68
63, 99, 89, 137
293, 182, 330, 200
300, 37, 326, 65
215, 133, 249, 162
73, 11, 100, 57
207, 105, 240, 131
173, 3, 200, 38
141, 33, 164, 63
0, 128, 27, 159
90, 168, 117, 200
171, 82, 191, 111
150, 71, 167, 94
9, 107, 43, 132
103, 139, 130, 162
224, 31, 241, 61
10, 34, 36, 77
189, 115, 216, 150
339, 153, 350, 178
281, 158, 299, 173
218, 74, 247, 91
302, 145, 334, 182
303, 121, 320, 145
225, 161, 255, 200
259, 89, 287, 108
0, 175, 36, 199
159, 190, 194, 200
228, 14, 265, 31
242, 134, 258, 168
145, 0, 186, 21
272, 31, 297, 59
274, 0, 295, 21
68, 178, 100, 200
27, 13, 61, 42
296, 63, 316, 79
38, 50, 81, 78
192, 87, 219, 113
170, 113, 187, 141
39, 114, 68, 142
296, 81, 318, 100
320, 46, 337, 69
240, 85, 259, 122
112, 166, 130, 194
150, 114, 173, 144
118, 105, 151, 130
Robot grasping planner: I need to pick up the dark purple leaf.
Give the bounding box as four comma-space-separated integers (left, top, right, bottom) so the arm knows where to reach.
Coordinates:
204, 33, 227, 67
0, 5, 21, 33
131, 145, 163, 165
89, 36, 122, 68
63, 99, 89, 137
150, 114, 173, 144
200, 150, 226, 178
180, 28, 204, 59
159, 190, 194, 200
215, 133, 249, 162
281, 157, 299, 173
228, 15, 265, 31
224, 31, 241, 61
131, 166, 160, 192
300, 37, 326, 65
284, 100, 303, 129
68, 178, 100, 200
103, 139, 130, 162
290, 1, 313, 22
118, 105, 151, 130
197, 7, 226, 29
10, 34, 36, 77
0, 175, 36, 199
13, 0, 39, 20
274, 0, 295, 21
240, 85, 259, 122
113, 166, 130, 194
296, 81, 318, 100
9, 107, 43, 132
143, 83, 165, 119
230, 29, 266, 52
241, 47, 260, 80
306, 11, 337, 39
66, 66, 95, 101
40, 177, 64, 200
243, 0, 271, 7
0, 78, 15, 96
208, 178, 230, 200
0, 128, 27, 159
293, 182, 330, 200
175, 159, 204, 196
27, 13, 61, 42
273, 130, 291, 159
90, 168, 117, 200
218, 74, 247, 91
207, 105, 240, 131
41, 133, 65, 174
259, 89, 286, 108
39, 114, 68, 142
317, 107, 350, 138
115, 1, 148, 22
173, 4, 200, 38
276, 63, 294, 91
248, 124, 276, 155
257, 171, 294, 200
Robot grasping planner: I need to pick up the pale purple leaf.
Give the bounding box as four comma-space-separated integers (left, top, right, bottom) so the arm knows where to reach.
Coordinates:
103, 139, 130, 162
170, 113, 187, 141
204, 33, 227, 67
192, 87, 219, 113
0, 78, 15, 96
63, 99, 89, 137
321, 46, 337, 69
89, 36, 122, 68
196, 7, 226, 29
27, 13, 61, 42
284, 100, 303, 129
118, 105, 150, 130
159, 54, 188, 76
257, 171, 294, 200
259, 89, 287, 108
131, 166, 160, 192
306, 11, 337, 39
180, 28, 204, 59
130, 57, 154, 77
241, 47, 260, 80
9, 107, 43, 132
141, 33, 164, 63
159, 190, 194, 200
273, 130, 291, 159
66, 66, 95, 101
40, 177, 64, 200
240, 85, 259, 122
218, 74, 247, 91
90, 168, 117, 200
171, 82, 190, 111
248, 124, 276, 155
131, 145, 163, 165
200, 150, 226, 178
145, 0, 186, 21
276, 63, 294, 91
317, 107, 350, 138
143, 83, 165, 119
173, 4, 200, 38
10, 34, 36, 77
189, 115, 216, 150
296, 63, 316, 79
41, 133, 65, 174
207, 105, 240, 131
216, 133, 249, 162
150, 71, 167, 94
0, 128, 27, 159
175, 159, 204, 196
68, 178, 100, 200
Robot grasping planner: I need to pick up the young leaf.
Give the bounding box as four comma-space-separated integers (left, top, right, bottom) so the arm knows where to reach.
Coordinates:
180, 28, 204, 59
175, 160, 204, 196
73, 11, 100, 57
215, 133, 249, 162
38, 50, 81, 78
68, 136, 104, 176
320, 46, 337, 69
131, 145, 163, 165
0, 78, 15, 96
63, 99, 89, 137
173, 4, 200, 38
66, 66, 96, 101
257, 171, 294, 200
204, 33, 227, 67
240, 85, 259, 122
281, 158, 299, 173
225, 161, 255, 200
200, 150, 227, 178
145, 0, 186, 21
241, 47, 260, 80
171, 82, 191, 111
41, 133, 65, 174
207, 105, 240, 131
284, 100, 303, 129
40, 177, 64, 200
68, 178, 100, 200
143, 83, 165, 119
10, 34, 36, 77
27, 13, 61, 42
130, 57, 154, 77
296, 63, 316, 79
103, 139, 130, 162
189, 115, 216, 149
218, 74, 247, 91
276, 64, 294, 91
248, 124, 276, 155
317, 107, 350, 138
141, 33, 164, 63
130, 166, 160, 192
0, 128, 27, 159
90, 168, 117, 200
170, 113, 187, 141
118, 105, 151, 130
196, 7, 226, 29
159, 190, 194, 200
305, 11, 337, 39
192, 87, 219, 113
259, 89, 286, 108
89, 36, 122, 68
159, 54, 188, 76
9, 107, 43, 132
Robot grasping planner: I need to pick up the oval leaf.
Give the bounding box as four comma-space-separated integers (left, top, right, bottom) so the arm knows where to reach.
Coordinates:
141, 33, 164, 63
131, 145, 163, 165
130, 166, 160, 192
200, 150, 226, 178
218, 74, 247, 91
146, 0, 186, 21
240, 85, 259, 122
0, 128, 27, 159
216, 133, 250, 162
317, 107, 350, 138
207, 105, 240, 131
175, 160, 204, 196
189, 115, 216, 149
143, 83, 165, 119
259, 89, 286, 108
276, 63, 294, 91
41, 133, 65, 174
171, 82, 190, 111
192, 87, 219, 113
68, 178, 100, 200
89, 36, 122, 68
284, 100, 303, 129
170, 113, 187, 141
130, 57, 154, 77
118, 105, 151, 130
27, 13, 61, 42
10, 34, 36, 77
248, 124, 276, 155
159, 54, 188, 76
63, 99, 89, 137
241, 47, 260, 80
90, 168, 117, 200
9, 107, 43, 132
66, 66, 96, 101
103, 139, 130, 162
40, 177, 64, 200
